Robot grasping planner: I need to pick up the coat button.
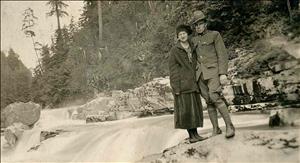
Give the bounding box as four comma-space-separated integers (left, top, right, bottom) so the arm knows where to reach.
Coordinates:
200, 56, 203, 58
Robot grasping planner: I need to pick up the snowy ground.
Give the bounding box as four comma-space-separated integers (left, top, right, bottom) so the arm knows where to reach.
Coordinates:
1, 108, 299, 162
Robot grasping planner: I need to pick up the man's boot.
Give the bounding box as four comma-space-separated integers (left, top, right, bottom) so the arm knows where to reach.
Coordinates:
192, 128, 207, 141
187, 129, 199, 143
216, 102, 235, 138
207, 104, 222, 136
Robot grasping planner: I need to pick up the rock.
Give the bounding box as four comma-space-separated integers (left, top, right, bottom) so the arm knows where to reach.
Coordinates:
270, 60, 299, 73
1, 102, 41, 128
1, 128, 5, 136
27, 144, 40, 152
115, 111, 135, 120
86, 114, 106, 123
4, 129, 17, 147
106, 112, 117, 121
4, 123, 29, 146
74, 97, 114, 120
138, 107, 174, 118
71, 110, 79, 120
40, 130, 62, 142
269, 111, 281, 127
269, 108, 300, 126
229, 102, 278, 112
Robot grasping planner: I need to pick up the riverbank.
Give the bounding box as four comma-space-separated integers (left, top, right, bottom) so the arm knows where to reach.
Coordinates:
2, 109, 299, 162
141, 127, 300, 162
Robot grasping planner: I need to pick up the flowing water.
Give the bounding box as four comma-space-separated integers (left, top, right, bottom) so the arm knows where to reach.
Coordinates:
1, 107, 269, 162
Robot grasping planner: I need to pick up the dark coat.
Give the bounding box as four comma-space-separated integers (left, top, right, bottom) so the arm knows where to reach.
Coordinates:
169, 42, 199, 94
191, 30, 228, 80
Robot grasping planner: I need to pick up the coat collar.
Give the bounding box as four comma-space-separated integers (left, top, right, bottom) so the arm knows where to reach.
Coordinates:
175, 40, 197, 53
193, 29, 208, 37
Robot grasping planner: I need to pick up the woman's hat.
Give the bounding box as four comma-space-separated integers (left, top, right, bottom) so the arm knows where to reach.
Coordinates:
190, 10, 206, 25
176, 24, 192, 37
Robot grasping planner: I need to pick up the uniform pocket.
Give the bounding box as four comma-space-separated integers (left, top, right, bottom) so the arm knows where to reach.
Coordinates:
201, 39, 214, 46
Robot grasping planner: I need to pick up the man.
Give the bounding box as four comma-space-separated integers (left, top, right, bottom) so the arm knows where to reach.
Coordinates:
190, 10, 235, 138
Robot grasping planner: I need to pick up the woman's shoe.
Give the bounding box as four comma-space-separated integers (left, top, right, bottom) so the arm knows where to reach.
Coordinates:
195, 135, 208, 141
189, 137, 200, 143
193, 129, 208, 141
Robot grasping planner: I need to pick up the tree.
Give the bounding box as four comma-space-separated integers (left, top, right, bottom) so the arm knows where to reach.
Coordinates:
1, 49, 32, 109
21, 8, 43, 73
97, 1, 103, 46
46, 0, 69, 40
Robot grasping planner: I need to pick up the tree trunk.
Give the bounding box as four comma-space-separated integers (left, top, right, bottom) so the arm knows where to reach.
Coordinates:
31, 36, 43, 73
55, 1, 62, 38
98, 1, 103, 46
287, 0, 293, 22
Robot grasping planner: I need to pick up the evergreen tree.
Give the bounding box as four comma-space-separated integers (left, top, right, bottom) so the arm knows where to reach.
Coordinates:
46, 0, 69, 41
1, 49, 32, 109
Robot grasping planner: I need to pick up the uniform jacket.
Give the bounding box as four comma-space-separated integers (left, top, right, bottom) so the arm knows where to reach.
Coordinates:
169, 42, 199, 94
191, 30, 228, 80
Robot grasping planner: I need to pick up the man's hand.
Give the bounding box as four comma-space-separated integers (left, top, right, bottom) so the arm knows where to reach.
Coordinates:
219, 74, 228, 85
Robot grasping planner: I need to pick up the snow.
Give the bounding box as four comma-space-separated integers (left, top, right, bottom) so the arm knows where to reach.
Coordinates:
2, 108, 295, 162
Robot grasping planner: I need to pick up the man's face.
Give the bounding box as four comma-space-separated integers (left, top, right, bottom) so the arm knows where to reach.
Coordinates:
178, 31, 188, 42
195, 21, 206, 34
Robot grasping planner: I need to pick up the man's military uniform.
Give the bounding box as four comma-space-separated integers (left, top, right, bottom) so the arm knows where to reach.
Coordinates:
190, 10, 235, 138
192, 30, 228, 100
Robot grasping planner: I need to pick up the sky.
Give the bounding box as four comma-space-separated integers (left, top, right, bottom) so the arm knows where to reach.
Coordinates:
1, 1, 84, 70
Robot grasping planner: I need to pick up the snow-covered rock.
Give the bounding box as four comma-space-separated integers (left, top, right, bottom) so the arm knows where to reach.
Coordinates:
4, 123, 29, 147
1, 102, 41, 128
141, 130, 300, 162
269, 108, 300, 126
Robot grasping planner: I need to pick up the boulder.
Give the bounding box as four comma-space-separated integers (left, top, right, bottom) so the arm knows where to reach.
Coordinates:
115, 111, 135, 120
4, 123, 29, 146
133, 77, 174, 113
269, 60, 298, 73
138, 107, 174, 118
75, 97, 114, 120
106, 112, 118, 121
1, 102, 41, 128
40, 129, 65, 142
269, 108, 300, 127
86, 114, 106, 123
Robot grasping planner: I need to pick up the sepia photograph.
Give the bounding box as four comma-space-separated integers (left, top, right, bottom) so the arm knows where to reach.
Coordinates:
1, 0, 300, 162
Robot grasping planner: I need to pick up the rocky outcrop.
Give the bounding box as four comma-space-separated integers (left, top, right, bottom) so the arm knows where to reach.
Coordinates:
228, 102, 278, 112
1, 102, 41, 128
3, 123, 29, 147
141, 130, 299, 162
67, 77, 175, 123
222, 47, 300, 108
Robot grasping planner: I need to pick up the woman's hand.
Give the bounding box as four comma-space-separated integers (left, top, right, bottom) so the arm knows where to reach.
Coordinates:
219, 74, 228, 85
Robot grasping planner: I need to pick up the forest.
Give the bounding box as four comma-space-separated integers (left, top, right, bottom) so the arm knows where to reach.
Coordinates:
1, 0, 299, 109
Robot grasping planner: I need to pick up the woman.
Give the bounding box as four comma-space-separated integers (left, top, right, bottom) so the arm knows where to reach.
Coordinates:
169, 24, 207, 143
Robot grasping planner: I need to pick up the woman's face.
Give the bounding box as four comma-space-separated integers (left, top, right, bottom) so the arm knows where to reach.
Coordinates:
178, 31, 188, 42
195, 22, 206, 34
